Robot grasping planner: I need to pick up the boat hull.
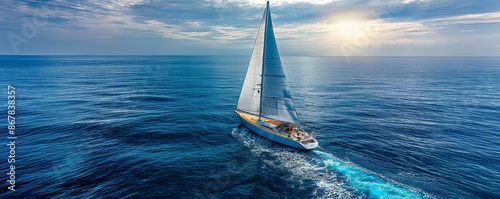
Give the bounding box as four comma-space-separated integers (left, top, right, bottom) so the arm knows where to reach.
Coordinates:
235, 110, 318, 150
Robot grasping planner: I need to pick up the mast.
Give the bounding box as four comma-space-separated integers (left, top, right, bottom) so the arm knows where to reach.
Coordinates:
259, 1, 270, 121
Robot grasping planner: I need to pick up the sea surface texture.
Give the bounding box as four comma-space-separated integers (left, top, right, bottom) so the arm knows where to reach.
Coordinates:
0, 55, 499, 198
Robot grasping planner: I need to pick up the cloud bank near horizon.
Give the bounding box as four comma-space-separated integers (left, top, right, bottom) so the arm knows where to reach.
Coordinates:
1, 0, 499, 56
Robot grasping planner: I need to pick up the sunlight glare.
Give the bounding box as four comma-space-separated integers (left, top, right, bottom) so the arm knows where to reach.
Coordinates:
332, 20, 365, 40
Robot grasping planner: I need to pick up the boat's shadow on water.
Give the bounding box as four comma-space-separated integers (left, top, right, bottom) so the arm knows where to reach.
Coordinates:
230, 124, 431, 199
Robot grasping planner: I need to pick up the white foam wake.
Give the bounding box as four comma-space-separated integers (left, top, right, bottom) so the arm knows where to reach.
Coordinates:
231, 126, 431, 198
231, 127, 352, 198
313, 150, 429, 199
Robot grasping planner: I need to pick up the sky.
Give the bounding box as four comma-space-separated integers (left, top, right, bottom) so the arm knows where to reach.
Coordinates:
1, 0, 499, 56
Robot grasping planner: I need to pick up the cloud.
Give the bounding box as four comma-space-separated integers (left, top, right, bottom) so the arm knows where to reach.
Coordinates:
209, 0, 338, 7
401, 0, 430, 4
426, 11, 500, 25
1, 0, 499, 55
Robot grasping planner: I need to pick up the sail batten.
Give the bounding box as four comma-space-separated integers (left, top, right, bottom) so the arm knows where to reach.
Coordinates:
237, 1, 299, 124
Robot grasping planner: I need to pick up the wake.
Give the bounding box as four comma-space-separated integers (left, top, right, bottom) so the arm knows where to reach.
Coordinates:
231, 126, 429, 199
313, 150, 427, 199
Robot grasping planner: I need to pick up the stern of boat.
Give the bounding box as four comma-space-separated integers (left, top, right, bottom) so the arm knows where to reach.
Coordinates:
299, 138, 319, 150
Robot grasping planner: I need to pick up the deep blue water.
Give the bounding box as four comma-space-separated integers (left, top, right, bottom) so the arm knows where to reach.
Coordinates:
0, 55, 499, 198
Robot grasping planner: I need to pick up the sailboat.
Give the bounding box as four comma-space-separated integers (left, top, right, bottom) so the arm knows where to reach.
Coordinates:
234, 1, 318, 150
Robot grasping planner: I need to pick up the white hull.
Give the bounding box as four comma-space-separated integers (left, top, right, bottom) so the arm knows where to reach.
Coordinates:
235, 110, 318, 150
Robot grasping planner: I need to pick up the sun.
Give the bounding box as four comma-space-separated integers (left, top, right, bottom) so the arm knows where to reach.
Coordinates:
323, 10, 376, 43
333, 20, 365, 40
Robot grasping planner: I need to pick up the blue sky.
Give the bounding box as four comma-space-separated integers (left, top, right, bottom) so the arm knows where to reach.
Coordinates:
1, 0, 499, 56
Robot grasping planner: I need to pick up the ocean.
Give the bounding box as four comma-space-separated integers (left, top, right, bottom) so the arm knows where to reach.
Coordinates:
0, 55, 499, 198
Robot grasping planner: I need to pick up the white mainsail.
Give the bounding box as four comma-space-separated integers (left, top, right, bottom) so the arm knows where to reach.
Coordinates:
236, 9, 266, 116
237, 1, 299, 124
